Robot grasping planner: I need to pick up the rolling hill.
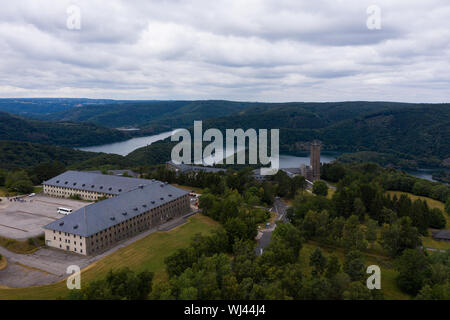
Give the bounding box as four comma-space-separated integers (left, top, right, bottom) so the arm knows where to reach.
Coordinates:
46, 100, 257, 129
0, 111, 130, 147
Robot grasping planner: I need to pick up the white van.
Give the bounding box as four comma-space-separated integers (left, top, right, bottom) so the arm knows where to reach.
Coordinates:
57, 207, 73, 215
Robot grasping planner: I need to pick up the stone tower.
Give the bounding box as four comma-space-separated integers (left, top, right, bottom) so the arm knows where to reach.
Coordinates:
310, 140, 321, 181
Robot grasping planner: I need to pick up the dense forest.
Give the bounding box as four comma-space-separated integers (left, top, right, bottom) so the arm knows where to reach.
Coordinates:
1, 100, 449, 170
68, 163, 450, 300
0, 98, 118, 117
0, 140, 100, 169
0, 112, 131, 147
200, 103, 450, 168
45, 100, 256, 129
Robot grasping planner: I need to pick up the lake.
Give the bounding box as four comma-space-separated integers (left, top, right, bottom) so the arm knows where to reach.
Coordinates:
78, 131, 175, 156
79, 132, 443, 183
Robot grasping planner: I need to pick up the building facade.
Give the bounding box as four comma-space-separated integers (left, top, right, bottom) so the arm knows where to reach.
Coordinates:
43, 172, 191, 255
42, 170, 153, 201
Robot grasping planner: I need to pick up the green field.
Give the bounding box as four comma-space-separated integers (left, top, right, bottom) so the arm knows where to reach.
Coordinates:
301, 242, 411, 300
386, 191, 449, 225
0, 237, 38, 254
172, 184, 203, 194
386, 191, 450, 250
0, 214, 219, 300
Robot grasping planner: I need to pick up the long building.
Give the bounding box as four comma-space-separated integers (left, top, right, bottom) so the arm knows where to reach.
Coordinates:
43, 171, 191, 255
42, 170, 153, 201
166, 161, 227, 174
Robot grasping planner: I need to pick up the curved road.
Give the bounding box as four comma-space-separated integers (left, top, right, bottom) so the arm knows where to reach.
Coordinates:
255, 197, 289, 255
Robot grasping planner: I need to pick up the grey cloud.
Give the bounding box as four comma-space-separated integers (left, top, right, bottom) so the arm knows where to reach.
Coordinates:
0, 0, 449, 102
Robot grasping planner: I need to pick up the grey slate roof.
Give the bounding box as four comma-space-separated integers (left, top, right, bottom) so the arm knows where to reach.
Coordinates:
87, 170, 139, 178
167, 161, 226, 173
433, 230, 450, 240
44, 181, 189, 237
43, 170, 152, 195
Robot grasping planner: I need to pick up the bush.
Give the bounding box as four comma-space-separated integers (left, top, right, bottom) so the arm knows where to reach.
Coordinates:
70, 194, 82, 200
67, 267, 154, 300
312, 180, 328, 197
428, 208, 447, 229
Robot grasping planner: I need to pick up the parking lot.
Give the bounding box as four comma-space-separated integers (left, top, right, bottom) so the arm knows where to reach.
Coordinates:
0, 195, 91, 240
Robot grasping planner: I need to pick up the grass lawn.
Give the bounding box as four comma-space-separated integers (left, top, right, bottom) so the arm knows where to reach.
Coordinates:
0, 214, 219, 300
386, 191, 450, 227
421, 235, 450, 250
172, 184, 203, 194
33, 186, 43, 194
326, 188, 336, 200
0, 237, 38, 254
301, 242, 411, 300
0, 187, 6, 197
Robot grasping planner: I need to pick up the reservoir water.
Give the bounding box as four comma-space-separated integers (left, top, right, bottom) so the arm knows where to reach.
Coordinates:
79, 131, 175, 156
79, 132, 443, 183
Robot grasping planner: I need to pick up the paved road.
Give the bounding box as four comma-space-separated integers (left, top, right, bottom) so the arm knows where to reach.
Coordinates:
255, 198, 290, 255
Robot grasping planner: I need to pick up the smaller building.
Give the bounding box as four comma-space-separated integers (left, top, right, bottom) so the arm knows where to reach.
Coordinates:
166, 161, 226, 174
433, 230, 450, 242
42, 170, 153, 201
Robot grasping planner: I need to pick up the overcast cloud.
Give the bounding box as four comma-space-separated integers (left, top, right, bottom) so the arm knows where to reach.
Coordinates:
0, 0, 449, 102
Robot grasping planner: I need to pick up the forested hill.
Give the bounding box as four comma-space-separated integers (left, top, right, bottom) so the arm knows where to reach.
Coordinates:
0, 140, 100, 169
0, 98, 119, 118
46, 100, 258, 129
0, 111, 130, 147
199, 102, 450, 167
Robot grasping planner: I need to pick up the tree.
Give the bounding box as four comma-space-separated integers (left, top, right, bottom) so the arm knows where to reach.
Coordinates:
29, 161, 65, 184
353, 198, 366, 222
342, 215, 368, 252
325, 254, 341, 279
309, 248, 327, 277
280, 263, 303, 299
299, 277, 332, 300
343, 281, 373, 300
68, 268, 154, 300
428, 208, 446, 229
365, 219, 378, 246
5, 170, 34, 194
198, 193, 216, 215
445, 198, 450, 215
395, 249, 431, 295
380, 217, 421, 257
312, 180, 328, 197
290, 176, 307, 198
416, 282, 450, 300
343, 250, 365, 281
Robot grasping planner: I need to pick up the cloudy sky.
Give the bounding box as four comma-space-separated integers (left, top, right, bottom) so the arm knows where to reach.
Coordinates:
0, 0, 449, 102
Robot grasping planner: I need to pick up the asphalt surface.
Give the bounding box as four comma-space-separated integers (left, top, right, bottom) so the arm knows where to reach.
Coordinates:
0, 195, 90, 240
255, 198, 289, 255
